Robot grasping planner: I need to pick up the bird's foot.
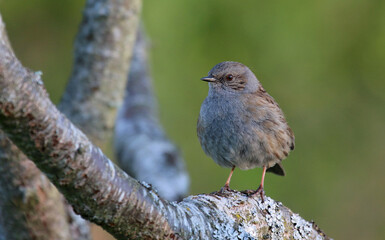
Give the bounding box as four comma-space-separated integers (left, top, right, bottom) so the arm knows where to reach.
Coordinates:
219, 184, 232, 193
250, 185, 265, 202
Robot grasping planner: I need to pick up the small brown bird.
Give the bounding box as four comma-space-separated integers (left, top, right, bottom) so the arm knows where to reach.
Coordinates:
197, 61, 294, 200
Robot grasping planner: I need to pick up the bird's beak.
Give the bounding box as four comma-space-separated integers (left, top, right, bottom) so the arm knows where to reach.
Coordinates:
200, 76, 217, 82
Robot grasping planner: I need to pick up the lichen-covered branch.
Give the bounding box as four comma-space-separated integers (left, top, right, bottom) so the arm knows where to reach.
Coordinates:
59, 0, 142, 146
114, 27, 189, 201
170, 191, 330, 240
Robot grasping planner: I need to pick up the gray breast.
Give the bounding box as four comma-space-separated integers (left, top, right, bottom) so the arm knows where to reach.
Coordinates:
198, 95, 266, 170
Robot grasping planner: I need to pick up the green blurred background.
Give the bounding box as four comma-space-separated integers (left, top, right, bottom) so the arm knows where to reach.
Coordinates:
1, 0, 384, 239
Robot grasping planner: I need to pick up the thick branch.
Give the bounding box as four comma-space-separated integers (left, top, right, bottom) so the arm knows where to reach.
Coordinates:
0, 0, 142, 237
0, 41, 175, 239
59, 0, 142, 146
0, 14, 89, 240
0, 132, 73, 240
114, 28, 189, 201
58, 0, 142, 236
171, 191, 330, 239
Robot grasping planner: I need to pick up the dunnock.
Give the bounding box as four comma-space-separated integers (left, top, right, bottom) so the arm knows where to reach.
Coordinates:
197, 61, 294, 200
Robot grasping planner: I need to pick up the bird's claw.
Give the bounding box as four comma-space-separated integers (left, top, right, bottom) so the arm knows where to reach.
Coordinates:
219, 184, 231, 193
250, 185, 265, 202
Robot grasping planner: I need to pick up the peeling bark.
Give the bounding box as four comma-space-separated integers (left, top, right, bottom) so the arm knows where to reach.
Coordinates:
114, 28, 189, 202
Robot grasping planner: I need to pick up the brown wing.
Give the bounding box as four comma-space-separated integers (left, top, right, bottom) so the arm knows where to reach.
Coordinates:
245, 85, 295, 174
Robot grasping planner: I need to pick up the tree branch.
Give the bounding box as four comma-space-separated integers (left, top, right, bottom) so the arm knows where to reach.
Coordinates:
0, 41, 174, 239
59, 0, 142, 146
58, 0, 142, 236
0, 132, 75, 240
0, 14, 90, 240
114, 27, 189, 201
0, 0, 142, 238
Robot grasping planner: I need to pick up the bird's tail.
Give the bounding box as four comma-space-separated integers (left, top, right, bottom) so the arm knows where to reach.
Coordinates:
266, 162, 285, 176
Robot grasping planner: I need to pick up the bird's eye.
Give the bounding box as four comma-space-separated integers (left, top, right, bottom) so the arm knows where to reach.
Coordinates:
226, 74, 234, 81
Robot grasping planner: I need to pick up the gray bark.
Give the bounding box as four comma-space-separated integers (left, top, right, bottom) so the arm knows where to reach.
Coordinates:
114, 27, 189, 202
59, 0, 142, 147
0, 23, 331, 240
60, 0, 142, 237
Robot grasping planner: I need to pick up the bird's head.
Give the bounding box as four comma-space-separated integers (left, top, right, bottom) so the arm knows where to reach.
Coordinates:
201, 61, 260, 94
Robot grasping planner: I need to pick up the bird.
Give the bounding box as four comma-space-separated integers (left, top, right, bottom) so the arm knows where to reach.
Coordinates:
197, 61, 294, 200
